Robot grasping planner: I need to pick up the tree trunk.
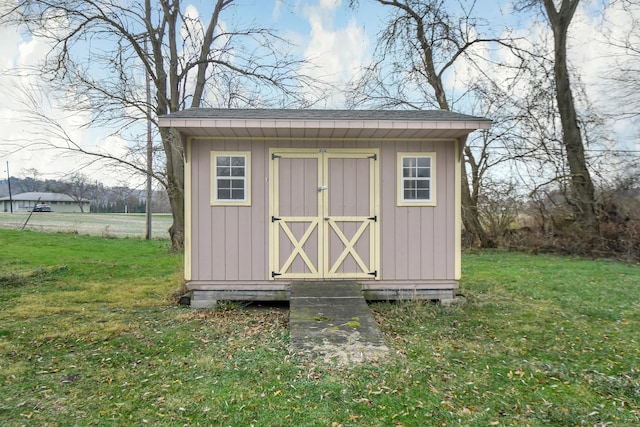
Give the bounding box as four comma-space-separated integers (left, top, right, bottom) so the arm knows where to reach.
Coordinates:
462, 144, 494, 247
543, 0, 598, 230
159, 127, 185, 252
158, 0, 227, 252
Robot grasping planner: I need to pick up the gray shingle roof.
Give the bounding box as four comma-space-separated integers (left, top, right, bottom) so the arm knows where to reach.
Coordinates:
160, 108, 491, 122
158, 108, 492, 139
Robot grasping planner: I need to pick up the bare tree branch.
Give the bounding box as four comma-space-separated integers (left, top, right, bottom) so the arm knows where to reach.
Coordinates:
2, 0, 323, 249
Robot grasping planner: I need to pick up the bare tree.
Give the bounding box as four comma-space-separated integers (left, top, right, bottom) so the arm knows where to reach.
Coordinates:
436, 72, 525, 243
58, 172, 93, 212
477, 178, 522, 242
16, 168, 43, 193
2, 0, 317, 250
603, 0, 640, 121
348, 0, 512, 247
516, 0, 598, 231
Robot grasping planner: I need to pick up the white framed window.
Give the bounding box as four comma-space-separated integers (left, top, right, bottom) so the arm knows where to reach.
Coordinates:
211, 151, 251, 206
397, 152, 436, 206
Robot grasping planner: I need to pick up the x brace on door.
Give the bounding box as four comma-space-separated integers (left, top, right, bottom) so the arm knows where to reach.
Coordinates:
326, 216, 377, 276
273, 218, 319, 276
269, 148, 379, 280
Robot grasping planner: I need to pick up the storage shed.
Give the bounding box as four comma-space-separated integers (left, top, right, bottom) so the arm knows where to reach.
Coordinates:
159, 109, 491, 308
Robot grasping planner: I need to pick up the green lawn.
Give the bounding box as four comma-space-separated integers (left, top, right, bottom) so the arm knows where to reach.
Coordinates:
0, 229, 638, 426
0, 212, 173, 239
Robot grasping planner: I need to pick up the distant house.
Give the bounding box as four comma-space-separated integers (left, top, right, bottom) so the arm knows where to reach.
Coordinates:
0, 192, 91, 213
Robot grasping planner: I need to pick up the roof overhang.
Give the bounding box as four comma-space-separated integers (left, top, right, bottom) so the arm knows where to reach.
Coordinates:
158, 109, 492, 140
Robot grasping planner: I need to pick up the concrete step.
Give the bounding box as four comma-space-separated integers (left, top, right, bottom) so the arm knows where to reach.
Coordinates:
289, 281, 389, 365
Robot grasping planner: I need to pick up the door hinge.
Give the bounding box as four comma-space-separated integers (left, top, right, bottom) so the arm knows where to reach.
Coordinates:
368, 270, 377, 277
368, 215, 377, 222
271, 216, 281, 222
272, 271, 282, 278
368, 154, 377, 160
271, 153, 281, 160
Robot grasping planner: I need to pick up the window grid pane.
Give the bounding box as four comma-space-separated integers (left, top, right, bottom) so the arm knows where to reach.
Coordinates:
215, 155, 246, 201
401, 156, 432, 202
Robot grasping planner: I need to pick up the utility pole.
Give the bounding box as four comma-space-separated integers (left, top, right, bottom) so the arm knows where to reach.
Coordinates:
144, 37, 153, 240
6, 161, 13, 213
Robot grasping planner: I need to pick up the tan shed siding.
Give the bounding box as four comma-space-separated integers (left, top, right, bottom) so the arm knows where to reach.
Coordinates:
435, 139, 456, 279
455, 139, 463, 279
379, 139, 456, 281
194, 140, 213, 280
380, 140, 397, 279
209, 205, 224, 280
184, 138, 192, 280
252, 146, 269, 279
191, 138, 269, 282
190, 137, 456, 283
393, 140, 413, 280
414, 204, 433, 278
446, 141, 458, 277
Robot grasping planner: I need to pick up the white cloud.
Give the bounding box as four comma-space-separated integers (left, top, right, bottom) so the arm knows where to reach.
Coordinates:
296, 0, 369, 106
0, 19, 134, 186
320, 0, 341, 11
568, 1, 640, 146
181, 3, 204, 58
273, 0, 284, 19
465, 1, 639, 154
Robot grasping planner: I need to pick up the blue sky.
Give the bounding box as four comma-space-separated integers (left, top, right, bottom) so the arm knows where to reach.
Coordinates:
0, 0, 637, 186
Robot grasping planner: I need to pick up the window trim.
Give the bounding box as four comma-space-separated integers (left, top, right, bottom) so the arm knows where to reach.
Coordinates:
397, 152, 436, 206
210, 151, 251, 206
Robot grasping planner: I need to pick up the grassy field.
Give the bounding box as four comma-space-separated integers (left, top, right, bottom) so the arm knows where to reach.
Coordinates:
0, 212, 173, 239
0, 229, 638, 426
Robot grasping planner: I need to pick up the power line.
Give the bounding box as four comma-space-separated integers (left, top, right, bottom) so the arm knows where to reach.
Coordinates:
469, 146, 640, 154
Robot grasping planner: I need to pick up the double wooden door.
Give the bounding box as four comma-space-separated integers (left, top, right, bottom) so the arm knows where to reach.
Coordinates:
269, 148, 379, 280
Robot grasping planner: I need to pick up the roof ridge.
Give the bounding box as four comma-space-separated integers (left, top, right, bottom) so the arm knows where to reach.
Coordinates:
159, 108, 491, 122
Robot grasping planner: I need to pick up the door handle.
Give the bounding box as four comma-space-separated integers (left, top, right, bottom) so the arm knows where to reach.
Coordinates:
318, 185, 328, 191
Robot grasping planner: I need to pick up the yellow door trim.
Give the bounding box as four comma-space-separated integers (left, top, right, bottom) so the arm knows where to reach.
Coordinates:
269, 148, 379, 280
269, 149, 323, 279
184, 137, 193, 281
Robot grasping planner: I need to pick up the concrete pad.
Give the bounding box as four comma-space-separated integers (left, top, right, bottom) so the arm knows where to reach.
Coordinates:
289, 281, 389, 365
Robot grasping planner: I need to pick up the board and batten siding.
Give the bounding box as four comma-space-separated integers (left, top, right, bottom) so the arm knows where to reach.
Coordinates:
379, 140, 456, 282
187, 137, 457, 283
190, 138, 269, 282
